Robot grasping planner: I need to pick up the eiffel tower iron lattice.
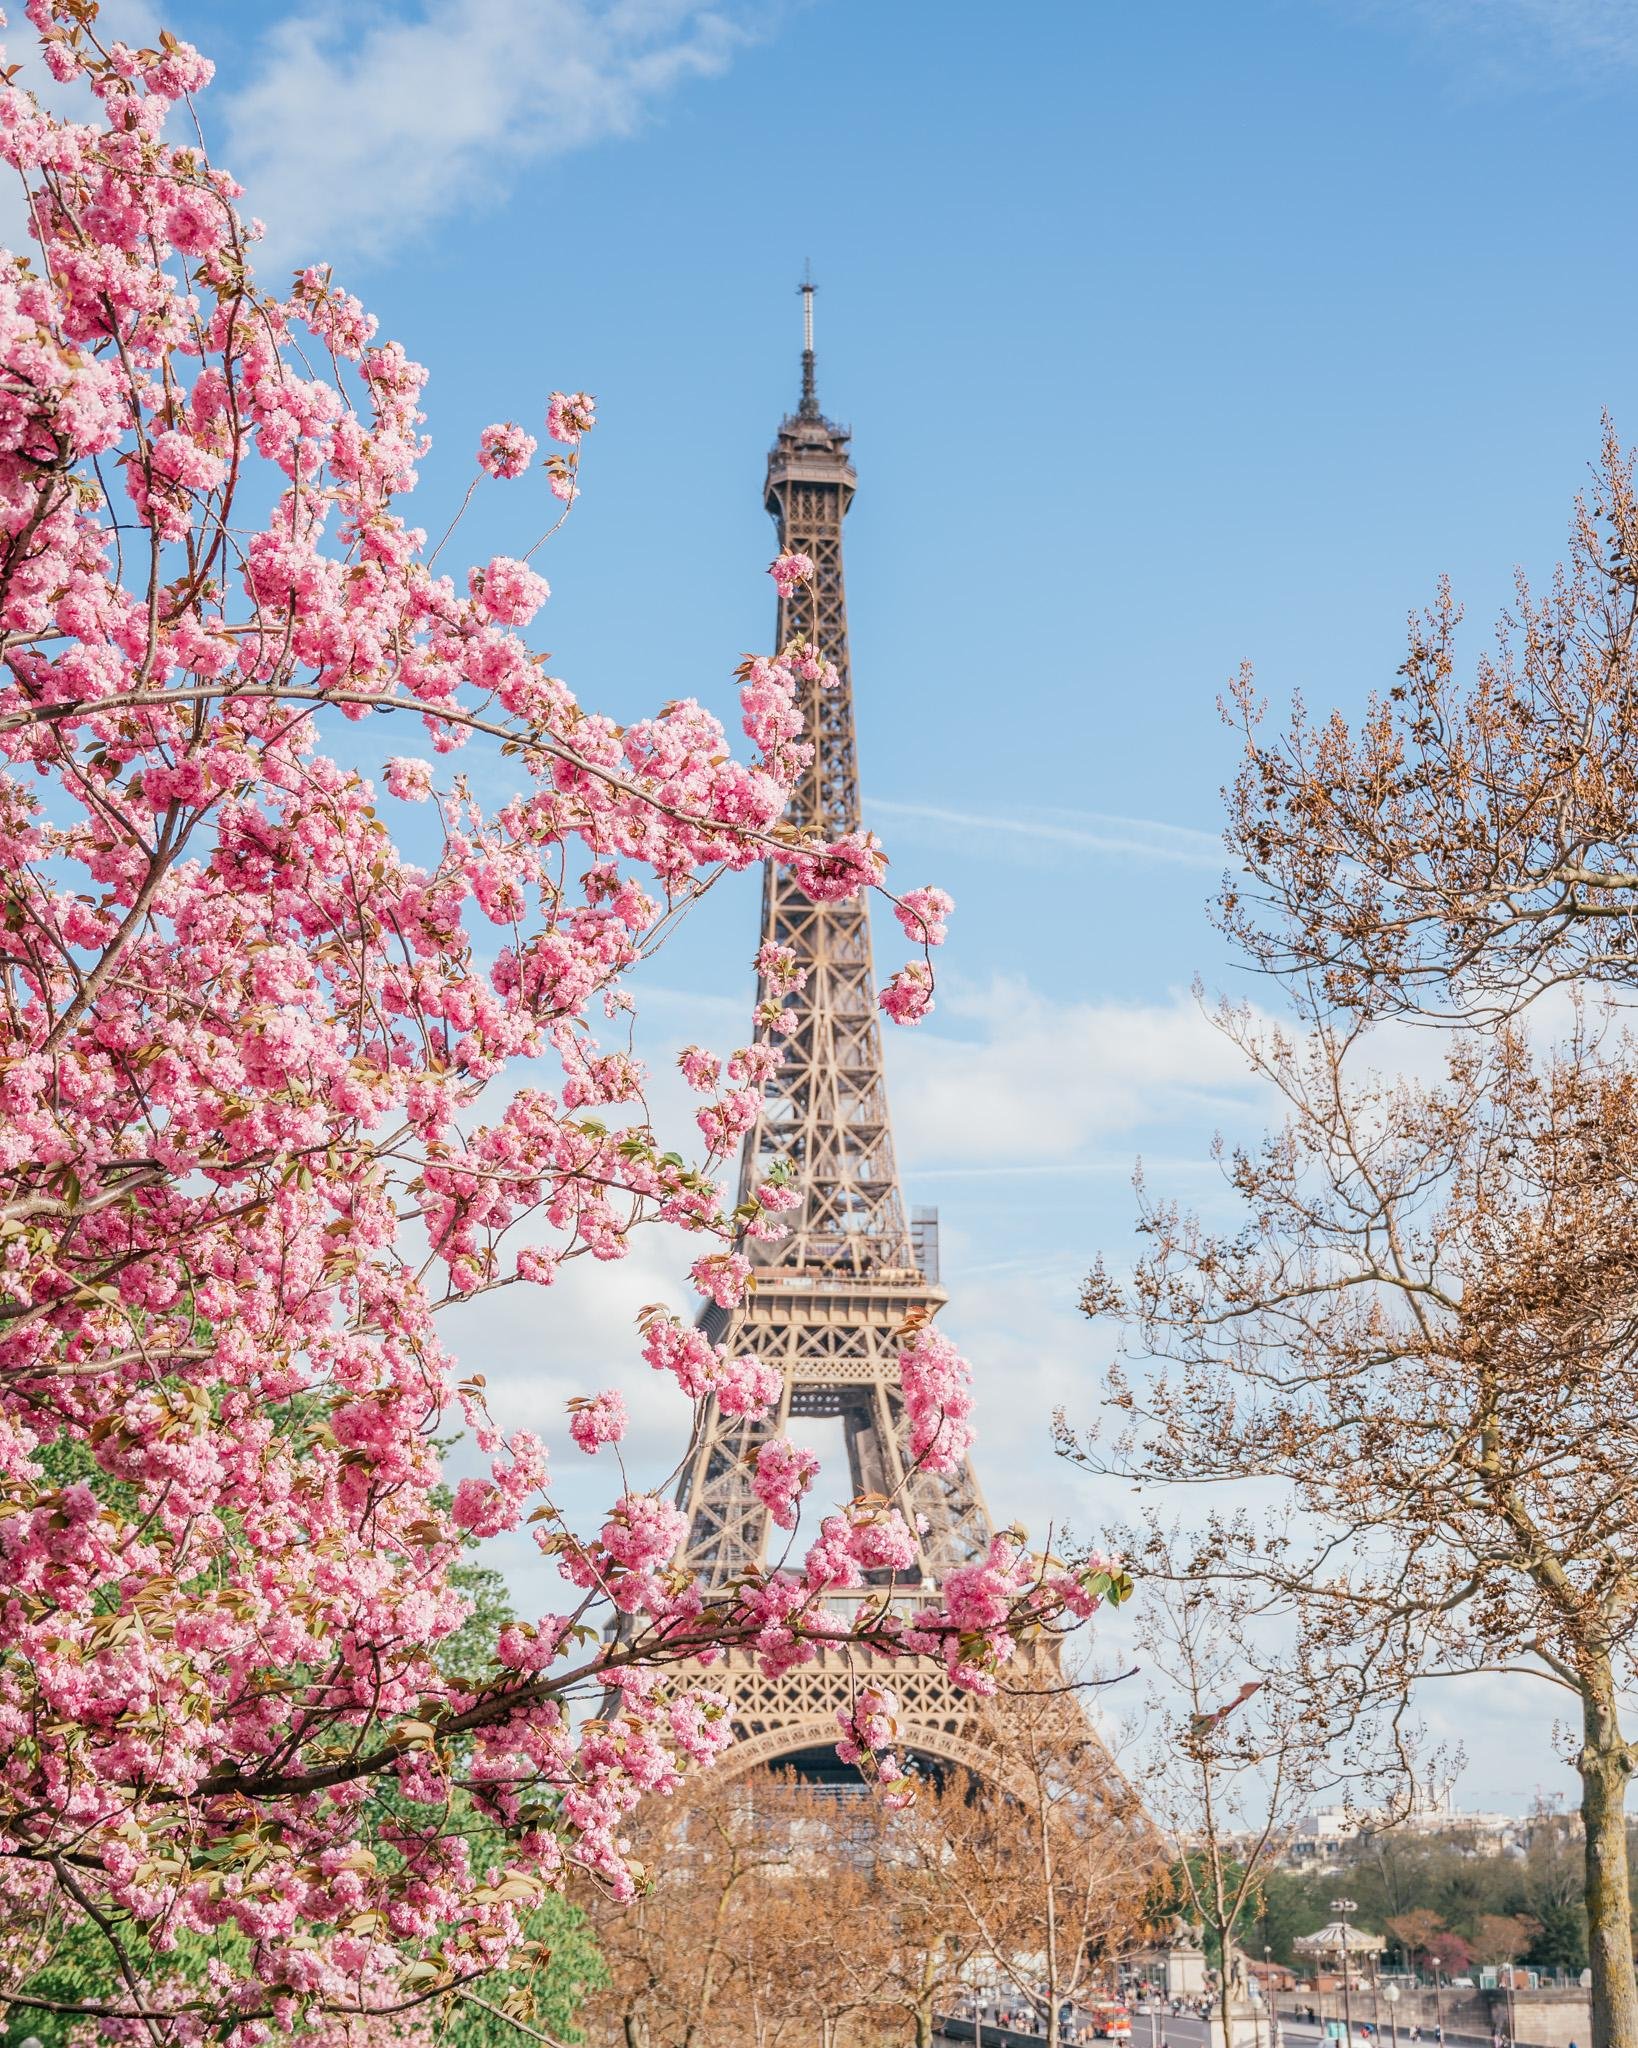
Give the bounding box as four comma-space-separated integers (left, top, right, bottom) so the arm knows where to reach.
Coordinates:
669, 287, 1055, 1784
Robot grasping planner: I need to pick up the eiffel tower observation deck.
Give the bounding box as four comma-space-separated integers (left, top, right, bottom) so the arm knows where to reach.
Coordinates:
670, 285, 1015, 1784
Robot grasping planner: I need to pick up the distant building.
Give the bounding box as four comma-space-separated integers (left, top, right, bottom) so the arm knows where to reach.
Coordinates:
1286, 1780, 1522, 1861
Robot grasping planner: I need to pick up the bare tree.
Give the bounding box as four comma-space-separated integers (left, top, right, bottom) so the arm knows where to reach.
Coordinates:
902, 1688, 1154, 2048
586, 1771, 813, 2048
1122, 1522, 1382, 2048
1221, 423, 1638, 1022
1064, 1010, 1638, 2048
871, 1774, 1001, 2048
708, 1846, 887, 2048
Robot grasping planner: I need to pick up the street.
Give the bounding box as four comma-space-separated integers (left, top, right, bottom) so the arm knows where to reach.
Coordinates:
941, 2009, 1500, 2048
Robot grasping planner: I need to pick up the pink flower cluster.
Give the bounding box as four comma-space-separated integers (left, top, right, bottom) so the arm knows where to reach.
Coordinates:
478, 420, 538, 479
895, 884, 954, 948
569, 1388, 629, 1454
898, 1323, 977, 1472
835, 1686, 915, 1808
471, 553, 550, 625
769, 549, 815, 595
792, 829, 888, 904
756, 939, 808, 996
753, 1439, 821, 1528
384, 755, 435, 801
641, 1314, 782, 1417
690, 1249, 754, 1309
547, 390, 596, 444
602, 1492, 689, 1572
880, 959, 935, 1024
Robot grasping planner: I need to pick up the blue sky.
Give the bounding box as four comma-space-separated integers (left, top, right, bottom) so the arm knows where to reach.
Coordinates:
73, 0, 1638, 1811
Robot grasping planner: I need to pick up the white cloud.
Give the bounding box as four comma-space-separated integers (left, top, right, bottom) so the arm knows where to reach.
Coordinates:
868, 796, 1225, 871
1350, 0, 1638, 85
220, 0, 767, 274
888, 977, 1274, 1170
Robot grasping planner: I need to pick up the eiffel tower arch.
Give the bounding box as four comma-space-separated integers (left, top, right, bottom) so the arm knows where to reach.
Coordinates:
670, 286, 1080, 1793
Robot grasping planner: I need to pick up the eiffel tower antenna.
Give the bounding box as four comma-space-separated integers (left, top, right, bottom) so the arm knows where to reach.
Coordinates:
798, 262, 818, 418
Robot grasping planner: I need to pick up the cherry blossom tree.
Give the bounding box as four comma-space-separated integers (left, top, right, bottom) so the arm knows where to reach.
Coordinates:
0, 4, 1125, 2039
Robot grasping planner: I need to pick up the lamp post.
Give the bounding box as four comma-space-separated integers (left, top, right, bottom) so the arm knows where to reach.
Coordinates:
1385, 1982, 1401, 2048
1332, 1900, 1358, 2047
1266, 1948, 1276, 2048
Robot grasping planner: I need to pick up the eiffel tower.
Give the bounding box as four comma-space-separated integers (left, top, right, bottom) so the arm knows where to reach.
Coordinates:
670, 283, 1017, 1786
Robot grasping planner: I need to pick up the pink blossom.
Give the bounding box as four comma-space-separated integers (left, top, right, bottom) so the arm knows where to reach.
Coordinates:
471, 554, 550, 626
755, 940, 807, 996
880, 960, 935, 1024
791, 830, 887, 904
678, 1044, 722, 1092
478, 421, 538, 479
384, 756, 434, 802
835, 1684, 900, 1770
753, 1439, 821, 1529
899, 1324, 976, 1472
894, 884, 954, 948
845, 1507, 919, 1573
547, 390, 596, 444
710, 1352, 782, 1418
569, 1389, 628, 1453
690, 1250, 752, 1310
602, 1493, 688, 1572
769, 550, 814, 596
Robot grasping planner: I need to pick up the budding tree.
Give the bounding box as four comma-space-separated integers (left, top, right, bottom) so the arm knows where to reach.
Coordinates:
1068, 1011, 1638, 2048
0, 5, 1123, 2040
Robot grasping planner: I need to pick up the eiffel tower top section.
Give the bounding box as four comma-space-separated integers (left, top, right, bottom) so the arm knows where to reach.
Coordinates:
738, 278, 920, 1284
764, 276, 856, 839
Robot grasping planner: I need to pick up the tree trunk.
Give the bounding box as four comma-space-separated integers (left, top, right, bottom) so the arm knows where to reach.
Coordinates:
1578, 1677, 1638, 2048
